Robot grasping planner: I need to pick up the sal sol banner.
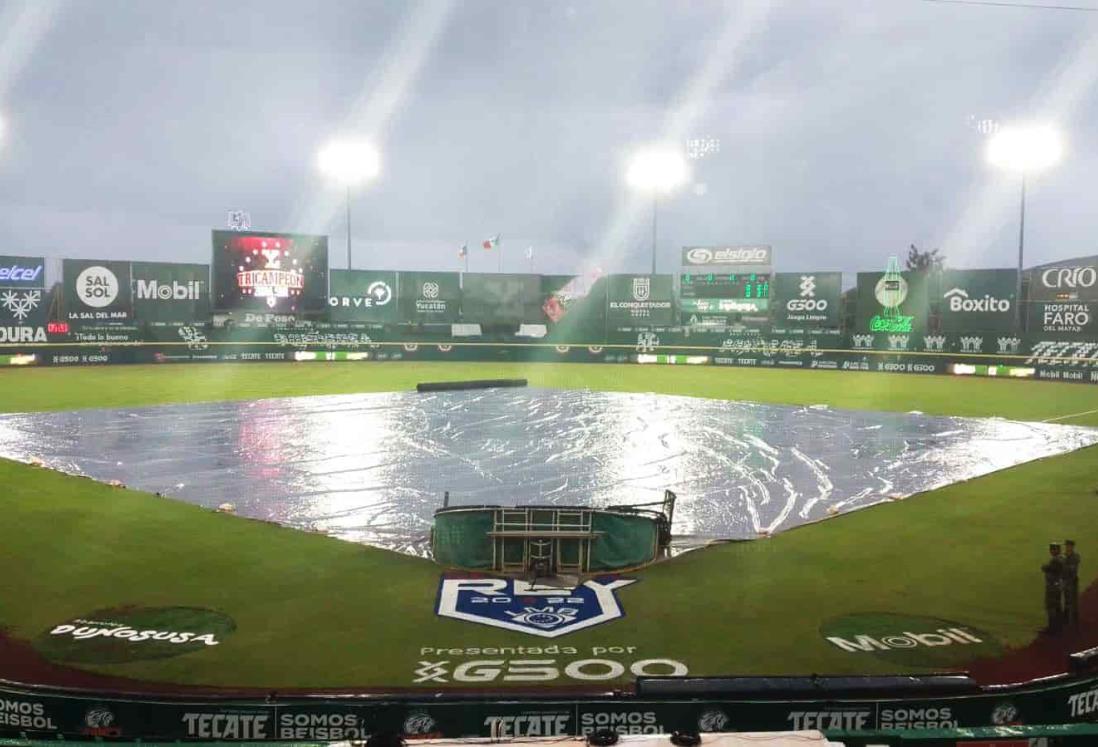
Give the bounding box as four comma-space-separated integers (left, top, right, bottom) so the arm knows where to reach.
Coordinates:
461, 273, 542, 323
131, 262, 210, 324
773, 272, 841, 329
63, 259, 133, 323
328, 270, 398, 323
397, 271, 460, 323
937, 268, 1017, 333
607, 274, 674, 327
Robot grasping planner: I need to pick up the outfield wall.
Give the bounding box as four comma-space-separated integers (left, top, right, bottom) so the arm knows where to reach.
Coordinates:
2, 672, 1098, 742
3, 324, 1098, 385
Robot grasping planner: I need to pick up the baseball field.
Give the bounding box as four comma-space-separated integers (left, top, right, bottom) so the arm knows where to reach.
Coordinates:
1, 361, 1097, 693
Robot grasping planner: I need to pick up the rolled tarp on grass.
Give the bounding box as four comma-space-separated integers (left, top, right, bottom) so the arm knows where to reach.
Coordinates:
416, 379, 527, 392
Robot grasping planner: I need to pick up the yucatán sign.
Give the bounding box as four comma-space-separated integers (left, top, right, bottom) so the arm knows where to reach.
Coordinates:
397, 271, 460, 323
131, 262, 209, 324
63, 259, 133, 322
773, 272, 841, 328
329, 270, 398, 323
607, 275, 674, 326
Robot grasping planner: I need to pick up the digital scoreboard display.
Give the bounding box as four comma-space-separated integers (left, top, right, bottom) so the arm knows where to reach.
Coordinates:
679, 272, 770, 313
212, 230, 328, 314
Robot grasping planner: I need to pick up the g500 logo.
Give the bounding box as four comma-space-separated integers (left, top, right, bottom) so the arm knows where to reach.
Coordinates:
412, 657, 687, 684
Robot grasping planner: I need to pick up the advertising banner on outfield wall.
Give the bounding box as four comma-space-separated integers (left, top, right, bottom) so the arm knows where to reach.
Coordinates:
63, 258, 133, 323
1034, 301, 1096, 337
0, 254, 45, 288
1028, 258, 1098, 302
607, 274, 674, 327
541, 272, 606, 327
772, 272, 841, 329
0, 255, 47, 337
937, 268, 1017, 333
681, 245, 771, 270
397, 271, 460, 322
461, 273, 543, 323
855, 265, 929, 339
328, 270, 398, 323
131, 262, 209, 324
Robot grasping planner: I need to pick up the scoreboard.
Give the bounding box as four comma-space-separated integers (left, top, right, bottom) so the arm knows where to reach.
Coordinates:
679, 272, 770, 313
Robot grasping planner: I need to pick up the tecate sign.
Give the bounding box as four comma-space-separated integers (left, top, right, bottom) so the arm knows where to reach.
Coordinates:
683, 246, 771, 266
943, 287, 1011, 313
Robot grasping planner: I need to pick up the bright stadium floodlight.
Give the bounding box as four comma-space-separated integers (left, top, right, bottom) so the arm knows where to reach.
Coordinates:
986, 125, 1063, 174
626, 146, 690, 275
317, 139, 382, 269
986, 125, 1064, 331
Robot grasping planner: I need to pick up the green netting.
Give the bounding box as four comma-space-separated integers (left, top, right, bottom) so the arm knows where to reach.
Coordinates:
432, 509, 495, 569
590, 512, 658, 570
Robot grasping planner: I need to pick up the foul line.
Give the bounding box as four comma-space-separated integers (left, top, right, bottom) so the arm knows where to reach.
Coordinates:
1043, 408, 1098, 423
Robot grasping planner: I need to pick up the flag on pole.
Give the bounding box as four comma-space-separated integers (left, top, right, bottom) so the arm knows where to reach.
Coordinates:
524, 245, 533, 260
458, 243, 468, 258
482, 234, 500, 250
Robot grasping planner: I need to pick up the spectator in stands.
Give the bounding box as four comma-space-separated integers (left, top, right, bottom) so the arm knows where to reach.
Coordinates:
1063, 540, 1080, 629
1041, 543, 1064, 635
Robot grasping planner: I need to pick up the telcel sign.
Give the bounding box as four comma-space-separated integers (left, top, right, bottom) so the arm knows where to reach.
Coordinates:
0, 256, 46, 288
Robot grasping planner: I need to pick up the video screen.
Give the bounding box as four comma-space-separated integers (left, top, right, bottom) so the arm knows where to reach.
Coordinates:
211, 230, 328, 314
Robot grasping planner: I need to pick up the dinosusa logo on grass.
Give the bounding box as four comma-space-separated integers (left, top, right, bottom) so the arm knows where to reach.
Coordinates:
34, 606, 235, 664
819, 613, 1001, 667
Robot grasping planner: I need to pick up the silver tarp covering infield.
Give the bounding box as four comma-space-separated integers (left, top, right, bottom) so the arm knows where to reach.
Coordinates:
0, 389, 1095, 555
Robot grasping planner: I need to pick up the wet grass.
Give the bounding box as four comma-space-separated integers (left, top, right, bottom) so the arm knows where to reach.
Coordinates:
1, 362, 1096, 688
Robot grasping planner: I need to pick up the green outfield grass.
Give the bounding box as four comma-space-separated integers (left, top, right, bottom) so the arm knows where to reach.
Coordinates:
1, 362, 1097, 690
2, 361, 1098, 423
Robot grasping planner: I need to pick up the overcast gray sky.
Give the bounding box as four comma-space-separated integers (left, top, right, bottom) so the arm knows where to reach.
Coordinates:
0, 0, 1095, 275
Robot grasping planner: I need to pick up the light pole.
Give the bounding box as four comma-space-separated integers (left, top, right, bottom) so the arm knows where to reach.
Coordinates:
986, 125, 1063, 332
626, 146, 689, 275
317, 140, 381, 269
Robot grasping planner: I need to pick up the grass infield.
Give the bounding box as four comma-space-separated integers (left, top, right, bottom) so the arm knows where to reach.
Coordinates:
1, 362, 1097, 690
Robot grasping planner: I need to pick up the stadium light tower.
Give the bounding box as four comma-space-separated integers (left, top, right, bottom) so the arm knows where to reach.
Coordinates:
317, 139, 381, 269
626, 146, 689, 275
986, 124, 1063, 331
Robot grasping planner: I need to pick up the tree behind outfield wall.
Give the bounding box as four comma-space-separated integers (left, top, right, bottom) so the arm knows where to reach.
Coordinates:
906, 244, 946, 273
